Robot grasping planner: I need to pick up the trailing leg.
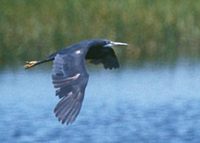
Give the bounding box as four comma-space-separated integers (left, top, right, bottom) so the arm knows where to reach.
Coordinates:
24, 57, 54, 69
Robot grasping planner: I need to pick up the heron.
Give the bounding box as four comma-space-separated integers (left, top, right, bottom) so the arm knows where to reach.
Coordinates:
24, 39, 128, 125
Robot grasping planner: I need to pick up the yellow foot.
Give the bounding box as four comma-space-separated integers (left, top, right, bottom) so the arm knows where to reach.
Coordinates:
24, 61, 38, 69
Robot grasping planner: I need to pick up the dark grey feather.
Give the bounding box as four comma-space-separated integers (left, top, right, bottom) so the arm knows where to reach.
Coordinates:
52, 53, 88, 124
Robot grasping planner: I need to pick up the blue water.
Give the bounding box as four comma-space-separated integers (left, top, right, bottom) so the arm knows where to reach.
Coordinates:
0, 63, 200, 143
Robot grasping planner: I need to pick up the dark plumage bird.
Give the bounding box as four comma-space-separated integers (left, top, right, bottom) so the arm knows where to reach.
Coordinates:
24, 39, 128, 125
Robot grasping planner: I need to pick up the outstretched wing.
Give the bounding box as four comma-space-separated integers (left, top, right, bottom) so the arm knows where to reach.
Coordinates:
86, 47, 119, 69
52, 53, 88, 124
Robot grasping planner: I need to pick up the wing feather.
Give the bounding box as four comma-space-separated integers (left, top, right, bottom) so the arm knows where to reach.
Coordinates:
86, 47, 119, 69
52, 54, 88, 125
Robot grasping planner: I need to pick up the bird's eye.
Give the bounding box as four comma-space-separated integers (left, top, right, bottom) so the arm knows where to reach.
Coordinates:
103, 41, 112, 48
105, 41, 110, 44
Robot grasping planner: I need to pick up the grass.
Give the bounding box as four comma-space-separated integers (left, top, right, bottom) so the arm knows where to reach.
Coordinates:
0, 0, 200, 66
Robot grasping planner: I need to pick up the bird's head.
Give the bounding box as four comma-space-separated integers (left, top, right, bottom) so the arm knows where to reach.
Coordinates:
88, 39, 128, 49
103, 40, 128, 48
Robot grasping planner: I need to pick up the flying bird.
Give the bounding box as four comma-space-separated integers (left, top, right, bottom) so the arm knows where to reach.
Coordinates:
24, 39, 128, 125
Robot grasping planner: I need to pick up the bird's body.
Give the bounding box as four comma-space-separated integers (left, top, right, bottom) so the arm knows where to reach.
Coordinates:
25, 39, 127, 125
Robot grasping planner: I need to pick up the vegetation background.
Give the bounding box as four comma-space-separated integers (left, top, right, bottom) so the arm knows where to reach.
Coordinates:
0, 0, 200, 67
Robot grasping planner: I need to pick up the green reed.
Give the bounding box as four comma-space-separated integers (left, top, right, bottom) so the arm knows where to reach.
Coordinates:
0, 0, 200, 65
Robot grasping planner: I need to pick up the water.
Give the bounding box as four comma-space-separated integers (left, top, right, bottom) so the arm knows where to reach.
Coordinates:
0, 63, 200, 143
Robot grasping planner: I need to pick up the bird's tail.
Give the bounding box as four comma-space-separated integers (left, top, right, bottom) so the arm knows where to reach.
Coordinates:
24, 57, 54, 69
